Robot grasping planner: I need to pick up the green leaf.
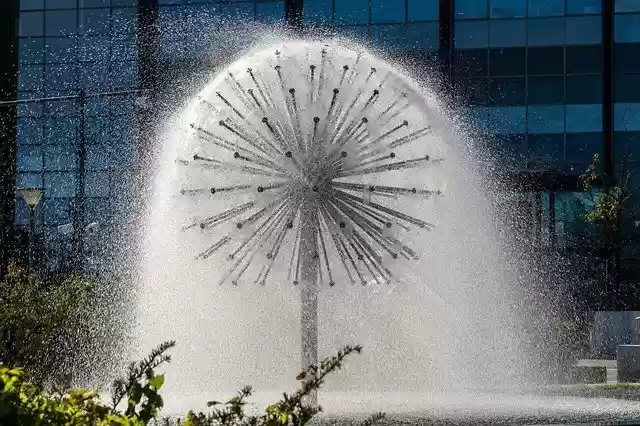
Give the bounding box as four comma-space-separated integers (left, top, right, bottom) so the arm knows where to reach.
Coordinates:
148, 373, 165, 390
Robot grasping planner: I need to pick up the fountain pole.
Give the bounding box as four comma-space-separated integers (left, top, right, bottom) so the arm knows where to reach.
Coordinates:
299, 198, 318, 405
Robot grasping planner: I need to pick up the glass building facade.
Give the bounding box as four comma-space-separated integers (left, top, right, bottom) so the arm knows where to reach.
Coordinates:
15, 0, 139, 267
3, 0, 639, 270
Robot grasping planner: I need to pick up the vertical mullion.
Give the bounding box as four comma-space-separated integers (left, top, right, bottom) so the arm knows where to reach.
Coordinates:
602, 0, 614, 179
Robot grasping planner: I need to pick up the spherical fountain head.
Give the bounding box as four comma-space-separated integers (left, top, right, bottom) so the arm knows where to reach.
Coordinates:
180, 40, 445, 288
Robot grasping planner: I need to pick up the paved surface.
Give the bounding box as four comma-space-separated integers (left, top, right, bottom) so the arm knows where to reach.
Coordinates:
307, 392, 640, 425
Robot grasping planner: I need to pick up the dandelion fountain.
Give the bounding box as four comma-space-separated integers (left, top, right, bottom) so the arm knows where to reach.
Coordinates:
136, 39, 640, 424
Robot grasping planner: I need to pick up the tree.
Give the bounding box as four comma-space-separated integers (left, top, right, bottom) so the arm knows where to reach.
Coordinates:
579, 152, 640, 309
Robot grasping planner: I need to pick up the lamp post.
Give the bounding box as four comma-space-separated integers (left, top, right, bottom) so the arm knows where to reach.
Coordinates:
18, 187, 43, 272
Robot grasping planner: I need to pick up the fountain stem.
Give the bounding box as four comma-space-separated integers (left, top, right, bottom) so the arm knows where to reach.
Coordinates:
299, 200, 319, 406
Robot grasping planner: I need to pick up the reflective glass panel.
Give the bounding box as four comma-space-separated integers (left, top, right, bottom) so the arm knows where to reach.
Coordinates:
565, 104, 602, 132
567, 75, 602, 104
490, 0, 525, 18
304, 0, 333, 24
528, 0, 565, 16
408, 0, 438, 21
372, 0, 405, 23
20, 12, 44, 37
567, 0, 601, 14
527, 17, 565, 46
490, 19, 526, 47
455, 0, 487, 19
616, 0, 640, 12
335, 0, 369, 25
615, 14, 640, 43
455, 21, 489, 49
528, 105, 565, 133
566, 16, 601, 44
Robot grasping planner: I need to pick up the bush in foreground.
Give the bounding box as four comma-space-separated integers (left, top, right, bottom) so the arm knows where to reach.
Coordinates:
0, 341, 378, 426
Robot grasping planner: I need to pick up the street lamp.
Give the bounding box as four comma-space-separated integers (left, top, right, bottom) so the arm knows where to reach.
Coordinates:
18, 187, 43, 272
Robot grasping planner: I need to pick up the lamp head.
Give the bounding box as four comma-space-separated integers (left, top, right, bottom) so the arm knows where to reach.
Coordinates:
19, 188, 43, 210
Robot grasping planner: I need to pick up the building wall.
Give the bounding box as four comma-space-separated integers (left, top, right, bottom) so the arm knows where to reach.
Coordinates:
8, 0, 640, 269
15, 0, 139, 267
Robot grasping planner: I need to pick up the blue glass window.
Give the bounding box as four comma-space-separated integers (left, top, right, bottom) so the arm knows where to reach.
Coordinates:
528, 105, 565, 133
79, 36, 110, 62
21, 0, 44, 10
490, 48, 525, 76
527, 76, 565, 105
372, 0, 405, 23
18, 118, 43, 145
528, 47, 564, 74
490, 0, 525, 18
17, 146, 43, 172
616, 0, 640, 12
18, 100, 43, 118
113, 7, 137, 34
456, 0, 487, 19
528, 0, 565, 16
567, 45, 602, 73
567, 0, 601, 14
16, 173, 43, 189
615, 74, 640, 103
109, 94, 136, 116
335, 0, 369, 25
529, 134, 564, 166
45, 63, 78, 95
47, 0, 77, 8
44, 145, 76, 171
111, 38, 137, 61
303, 0, 332, 24
527, 17, 565, 46
44, 172, 76, 198
566, 16, 601, 44
567, 75, 602, 104
45, 10, 77, 37
19, 38, 44, 64
45, 37, 77, 63
489, 77, 525, 105
371, 23, 438, 52
110, 61, 137, 89
85, 172, 110, 197
42, 198, 72, 227
20, 12, 44, 37
79, 8, 111, 35
19, 66, 44, 92
79, 62, 110, 90
490, 19, 526, 47
566, 133, 602, 162
615, 14, 640, 43
614, 103, 640, 131
455, 21, 489, 48
80, 0, 110, 6
86, 145, 110, 170
45, 118, 77, 145
566, 104, 602, 132
488, 106, 526, 134
256, 1, 284, 24
408, 0, 438, 21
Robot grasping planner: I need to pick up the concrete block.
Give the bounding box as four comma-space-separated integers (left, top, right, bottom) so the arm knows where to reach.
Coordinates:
617, 344, 640, 383
569, 365, 607, 384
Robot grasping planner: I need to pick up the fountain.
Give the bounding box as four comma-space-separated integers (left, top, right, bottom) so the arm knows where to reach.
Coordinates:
136, 39, 640, 423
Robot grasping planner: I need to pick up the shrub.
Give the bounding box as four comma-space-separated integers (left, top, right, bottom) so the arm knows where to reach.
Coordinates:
0, 341, 377, 426
0, 261, 97, 385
